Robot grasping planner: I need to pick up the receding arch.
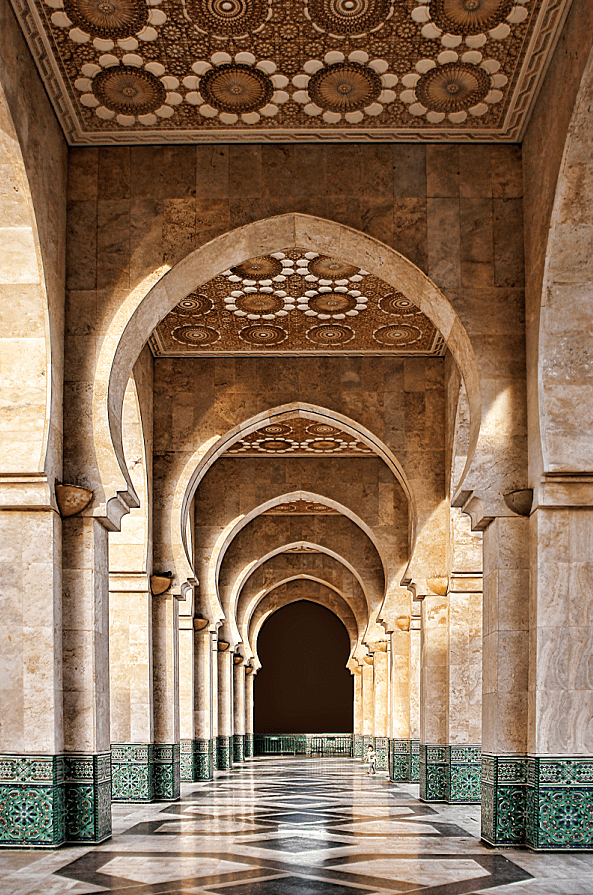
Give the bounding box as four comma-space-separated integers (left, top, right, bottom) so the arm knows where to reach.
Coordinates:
0, 80, 55, 481
208, 490, 387, 644
248, 579, 359, 671
537, 45, 593, 478
90, 214, 481, 526
171, 402, 411, 604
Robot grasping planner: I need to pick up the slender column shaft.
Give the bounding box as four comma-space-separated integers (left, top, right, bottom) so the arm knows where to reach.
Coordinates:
419, 594, 448, 801
152, 592, 180, 799
373, 648, 389, 770
233, 661, 245, 762
216, 646, 233, 769
244, 671, 254, 758
361, 661, 374, 751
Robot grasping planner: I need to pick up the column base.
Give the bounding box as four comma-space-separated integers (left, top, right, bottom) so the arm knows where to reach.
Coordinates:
362, 735, 373, 754
216, 736, 232, 770
64, 753, 112, 844
481, 755, 527, 846
244, 733, 254, 758
353, 734, 363, 759
0, 754, 66, 847
410, 739, 420, 782
419, 745, 447, 801
181, 740, 214, 782
233, 734, 245, 763
153, 745, 180, 801
111, 744, 154, 802
447, 745, 481, 803
374, 737, 388, 771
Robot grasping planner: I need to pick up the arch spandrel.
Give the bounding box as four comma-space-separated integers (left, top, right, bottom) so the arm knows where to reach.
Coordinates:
91, 215, 481, 529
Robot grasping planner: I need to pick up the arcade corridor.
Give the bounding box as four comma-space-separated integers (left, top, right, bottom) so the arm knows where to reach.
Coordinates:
0, 759, 590, 894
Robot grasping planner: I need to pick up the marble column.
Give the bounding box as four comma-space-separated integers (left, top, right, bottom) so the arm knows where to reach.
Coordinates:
61, 516, 112, 843
152, 591, 180, 800
109, 573, 155, 802
409, 612, 421, 782
216, 642, 233, 770
524, 503, 593, 850
0, 505, 66, 847
233, 658, 245, 763
192, 625, 214, 779
353, 667, 363, 758
244, 668, 254, 758
419, 592, 448, 801
479, 516, 529, 845
373, 644, 389, 770
179, 617, 195, 782
389, 625, 412, 782
361, 659, 374, 754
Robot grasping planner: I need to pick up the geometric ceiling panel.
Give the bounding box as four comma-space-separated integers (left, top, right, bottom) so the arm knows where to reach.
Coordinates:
149, 248, 446, 356
12, 0, 570, 143
225, 417, 375, 456
262, 499, 340, 513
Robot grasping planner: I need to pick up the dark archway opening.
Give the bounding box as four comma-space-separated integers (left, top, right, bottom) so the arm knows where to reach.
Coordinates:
254, 600, 353, 733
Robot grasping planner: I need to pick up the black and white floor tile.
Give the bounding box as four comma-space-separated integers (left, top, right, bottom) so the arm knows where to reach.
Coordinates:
1, 758, 593, 894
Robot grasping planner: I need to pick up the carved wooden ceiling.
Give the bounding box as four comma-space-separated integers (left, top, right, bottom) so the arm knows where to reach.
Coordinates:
149, 248, 446, 356
225, 417, 375, 456
12, 0, 570, 142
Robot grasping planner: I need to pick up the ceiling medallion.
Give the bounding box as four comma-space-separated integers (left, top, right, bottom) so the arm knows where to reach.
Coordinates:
63, 0, 148, 37
309, 256, 361, 279
306, 423, 341, 436
373, 324, 422, 346
199, 63, 274, 114
224, 287, 294, 319
92, 64, 167, 115
186, 0, 269, 36
379, 293, 417, 315
259, 439, 294, 451
260, 423, 293, 435
305, 0, 392, 35
308, 61, 382, 112
306, 324, 355, 346
171, 324, 220, 346
231, 256, 284, 279
175, 293, 213, 316
239, 324, 288, 346
416, 61, 490, 113
298, 286, 367, 319
431, 0, 514, 34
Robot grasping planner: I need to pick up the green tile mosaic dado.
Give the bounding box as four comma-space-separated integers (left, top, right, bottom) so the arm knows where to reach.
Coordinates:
111, 744, 154, 802
353, 734, 363, 759
375, 737, 389, 772
216, 736, 232, 771
481, 754, 527, 846
233, 734, 245, 763
64, 753, 112, 844
420, 744, 447, 801
526, 757, 593, 850
181, 739, 215, 781
0, 754, 65, 848
244, 733, 254, 758
389, 739, 411, 782
410, 739, 420, 782
152, 745, 180, 801
254, 734, 353, 757
447, 745, 481, 804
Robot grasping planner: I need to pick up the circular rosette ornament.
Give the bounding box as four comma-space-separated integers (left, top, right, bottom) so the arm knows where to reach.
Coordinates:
304, 0, 392, 36
239, 324, 288, 347
373, 323, 422, 347
74, 58, 182, 126
411, 0, 528, 45
223, 285, 295, 320
171, 324, 220, 347
186, 0, 270, 36
292, 50, 398, 124
292, 251, 369, 283
400, 53, 507, 123
223, 252, 296, 284
183, 52, 289, 124
298, 285, 368, 320
174, 293, 213, 317
306, 324, 355, 346
51, 0, 165, 45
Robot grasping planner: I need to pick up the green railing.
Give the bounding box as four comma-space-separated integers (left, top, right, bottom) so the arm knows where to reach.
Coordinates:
254, 733, 353, 757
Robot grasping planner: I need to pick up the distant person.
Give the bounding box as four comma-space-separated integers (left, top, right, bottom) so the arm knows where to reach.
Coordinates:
366, 745, 376, 776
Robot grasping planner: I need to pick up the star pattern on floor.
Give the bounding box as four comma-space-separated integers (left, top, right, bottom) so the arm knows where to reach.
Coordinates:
2, 758, 592, 894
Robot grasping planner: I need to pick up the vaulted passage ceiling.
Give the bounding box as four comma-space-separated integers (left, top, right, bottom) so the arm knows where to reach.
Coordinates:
148, 248, 445, 355
16, 0, 570, 142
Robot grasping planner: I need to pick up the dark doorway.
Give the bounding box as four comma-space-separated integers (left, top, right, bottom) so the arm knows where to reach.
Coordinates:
254, 600, 353, 733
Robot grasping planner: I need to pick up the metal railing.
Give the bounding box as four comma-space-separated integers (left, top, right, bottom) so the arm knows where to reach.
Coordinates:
254, 733, 353, 757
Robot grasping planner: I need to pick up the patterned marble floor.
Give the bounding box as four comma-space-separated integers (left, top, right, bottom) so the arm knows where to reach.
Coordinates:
1, 758, 593, 895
